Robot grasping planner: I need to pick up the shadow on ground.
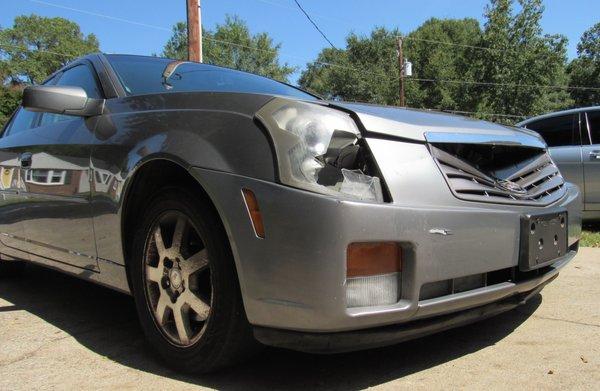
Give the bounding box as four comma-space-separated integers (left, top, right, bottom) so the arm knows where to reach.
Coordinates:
0, 263, 541, 390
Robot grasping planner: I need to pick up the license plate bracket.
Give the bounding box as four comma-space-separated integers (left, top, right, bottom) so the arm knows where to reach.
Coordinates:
519, 212, 567, 271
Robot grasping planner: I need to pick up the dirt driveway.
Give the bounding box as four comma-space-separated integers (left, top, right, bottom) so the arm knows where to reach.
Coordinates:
1, 248, 598, 390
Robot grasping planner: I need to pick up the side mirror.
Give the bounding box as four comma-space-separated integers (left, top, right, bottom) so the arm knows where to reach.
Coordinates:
22, 85, 104, 117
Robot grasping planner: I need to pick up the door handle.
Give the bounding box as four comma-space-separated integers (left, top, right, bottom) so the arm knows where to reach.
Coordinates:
20, 152, 32, 168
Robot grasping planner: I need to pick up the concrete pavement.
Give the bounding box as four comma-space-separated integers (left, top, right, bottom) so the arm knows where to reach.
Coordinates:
0, 248, 598, 390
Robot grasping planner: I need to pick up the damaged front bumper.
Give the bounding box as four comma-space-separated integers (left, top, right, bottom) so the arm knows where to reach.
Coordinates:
189, 136, 582, 352
253, 273, 556, 353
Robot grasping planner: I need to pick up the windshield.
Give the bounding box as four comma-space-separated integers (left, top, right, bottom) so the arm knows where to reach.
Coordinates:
106, 54, 318, 100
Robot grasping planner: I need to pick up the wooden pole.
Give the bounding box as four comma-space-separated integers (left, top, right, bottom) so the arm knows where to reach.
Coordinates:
186, 0, 202, 62
397, 36, 405, 107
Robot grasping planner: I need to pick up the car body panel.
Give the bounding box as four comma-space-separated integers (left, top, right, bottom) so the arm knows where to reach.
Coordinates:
546, 145, 584, 198
17, 118, 98, 270
518, 107, 600, 219
581, 111, 600, 210
0, 132, 33, 261
334, 102, 543, 144
188, 162, 580, 332
90, 91, 277, 265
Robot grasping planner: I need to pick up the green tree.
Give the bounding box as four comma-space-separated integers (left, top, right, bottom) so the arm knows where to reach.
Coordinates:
0, 14, 99, 128
0, 14, 99, 84
300, 19, 482, 109
568, 22, 600, 106
403, 18, 482, 111
476, 0, 572, 117
300, 28, 400, 105
161, 16, 294, 82
0, 87, 22, 128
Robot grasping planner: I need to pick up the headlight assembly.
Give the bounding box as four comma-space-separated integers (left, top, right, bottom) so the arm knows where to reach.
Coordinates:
256, 98, 384, 202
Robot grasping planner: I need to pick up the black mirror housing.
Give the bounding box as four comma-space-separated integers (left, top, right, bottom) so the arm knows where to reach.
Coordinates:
22, 85, 104, 117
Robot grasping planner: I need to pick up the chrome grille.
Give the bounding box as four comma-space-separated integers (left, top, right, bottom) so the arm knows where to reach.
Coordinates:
430, 145, 566, 206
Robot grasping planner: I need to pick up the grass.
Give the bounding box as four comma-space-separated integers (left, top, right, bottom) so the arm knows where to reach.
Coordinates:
581, 223, 600, 247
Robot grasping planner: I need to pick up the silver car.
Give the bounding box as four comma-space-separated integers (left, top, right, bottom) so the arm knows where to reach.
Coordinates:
518, 107, 600, 221
0, 54, 582, 373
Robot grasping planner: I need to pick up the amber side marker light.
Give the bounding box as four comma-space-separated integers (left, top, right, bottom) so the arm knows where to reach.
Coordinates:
242, 188, 265, 238
346, 242, 402, 308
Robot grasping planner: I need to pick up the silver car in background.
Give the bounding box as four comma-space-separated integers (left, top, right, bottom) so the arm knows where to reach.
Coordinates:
0, 54, 582, 373
518, 107, 600, 220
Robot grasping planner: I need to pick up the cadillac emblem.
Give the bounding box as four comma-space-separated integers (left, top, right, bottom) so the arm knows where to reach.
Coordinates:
496, 179, 527, 194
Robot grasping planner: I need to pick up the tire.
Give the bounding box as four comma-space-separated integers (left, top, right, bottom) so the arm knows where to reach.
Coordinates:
130, 187, 259, 373
0, 257, 25, 278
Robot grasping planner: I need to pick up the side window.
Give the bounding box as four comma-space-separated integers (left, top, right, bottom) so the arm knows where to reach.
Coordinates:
587, 111, 600, 145
525, 114, 580, 147
40, 64, 102, 126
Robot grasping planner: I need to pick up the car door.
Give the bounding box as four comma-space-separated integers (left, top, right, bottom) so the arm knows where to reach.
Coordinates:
524, 113, 585, 194
582, 110, 600, 210
18, 62, 101, 270
0, 106, 41, 260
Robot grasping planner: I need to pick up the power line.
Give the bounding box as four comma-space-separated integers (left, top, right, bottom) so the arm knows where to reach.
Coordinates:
293, 0, 336, 49
406, 77, 600, 91
0, 42, 73, 58
26, 0, 600, 93
403, 36, 499, 53
29, 0, 171, 32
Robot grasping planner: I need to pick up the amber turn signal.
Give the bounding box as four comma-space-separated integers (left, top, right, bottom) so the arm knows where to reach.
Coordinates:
242, 188, 265, 238
347, 242, 402, 278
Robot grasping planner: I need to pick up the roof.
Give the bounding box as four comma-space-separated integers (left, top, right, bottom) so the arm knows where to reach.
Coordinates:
517, 106, 600, 127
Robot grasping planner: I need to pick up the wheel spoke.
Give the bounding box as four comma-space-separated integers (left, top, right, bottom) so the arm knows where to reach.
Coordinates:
171, 216, 186, 252
155, 294, 170, 326
154, 227, 167, 257
183, 290, 210, 321
173, 304, 192, 345
146, 264, 163, 283
182, 249, 209, 277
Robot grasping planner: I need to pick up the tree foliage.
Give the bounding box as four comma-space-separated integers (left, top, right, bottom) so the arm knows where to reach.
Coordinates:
568, 22, 600, 106
0, 14, 99, 128
0, 87, 22, 128
300, 0, 574, 121
0, 14, 99, 84
161, 16, 294, 82
475, 0, 572, 117
300, 28, 399, 104
404, 18, 482, 111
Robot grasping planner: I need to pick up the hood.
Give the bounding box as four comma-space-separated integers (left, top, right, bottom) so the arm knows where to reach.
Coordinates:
331, 102, 546, 149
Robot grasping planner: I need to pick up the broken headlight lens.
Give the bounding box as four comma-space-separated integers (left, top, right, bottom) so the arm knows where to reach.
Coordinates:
257, 99, 384, 202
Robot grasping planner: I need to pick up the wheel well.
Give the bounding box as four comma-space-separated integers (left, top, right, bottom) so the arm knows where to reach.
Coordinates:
121, 159, 221, 287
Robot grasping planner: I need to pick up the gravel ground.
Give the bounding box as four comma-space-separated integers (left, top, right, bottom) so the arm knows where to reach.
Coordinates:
0, 248, 598, 390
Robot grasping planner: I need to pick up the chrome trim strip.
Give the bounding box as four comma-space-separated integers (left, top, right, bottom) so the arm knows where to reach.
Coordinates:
425, 132, 546, 149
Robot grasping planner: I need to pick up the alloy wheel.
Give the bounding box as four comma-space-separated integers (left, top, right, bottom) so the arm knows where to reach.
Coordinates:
143, 211, 212, 347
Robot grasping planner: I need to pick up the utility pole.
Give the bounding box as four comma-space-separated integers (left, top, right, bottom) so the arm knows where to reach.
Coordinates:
186, 0, 203, 62
396, 36, 405, 107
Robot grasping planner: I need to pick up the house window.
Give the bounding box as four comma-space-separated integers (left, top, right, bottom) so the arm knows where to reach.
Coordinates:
25, 169, 67, 185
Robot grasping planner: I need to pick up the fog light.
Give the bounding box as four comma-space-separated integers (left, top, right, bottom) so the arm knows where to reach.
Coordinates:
346, 242, 402, 308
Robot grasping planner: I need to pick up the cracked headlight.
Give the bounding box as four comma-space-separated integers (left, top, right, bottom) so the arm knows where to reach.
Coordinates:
256, 99, 384, 202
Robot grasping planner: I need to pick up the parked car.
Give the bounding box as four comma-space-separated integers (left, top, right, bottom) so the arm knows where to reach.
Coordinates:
0, 54, 582, 373
517, 107, 600, 221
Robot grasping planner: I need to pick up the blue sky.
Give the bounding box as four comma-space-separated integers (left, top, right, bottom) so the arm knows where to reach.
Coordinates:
1, 0, 598, 83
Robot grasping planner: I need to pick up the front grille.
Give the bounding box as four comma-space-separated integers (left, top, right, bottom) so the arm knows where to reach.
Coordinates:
430, 144, 566, 206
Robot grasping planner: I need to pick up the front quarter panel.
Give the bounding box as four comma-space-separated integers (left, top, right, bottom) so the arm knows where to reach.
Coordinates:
90, 92, 277, 266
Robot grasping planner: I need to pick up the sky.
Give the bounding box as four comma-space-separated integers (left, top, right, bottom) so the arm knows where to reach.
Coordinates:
1, 0, 599, 84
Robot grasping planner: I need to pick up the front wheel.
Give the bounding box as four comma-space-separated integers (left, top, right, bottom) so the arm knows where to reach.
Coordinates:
130, 188, 259, 373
